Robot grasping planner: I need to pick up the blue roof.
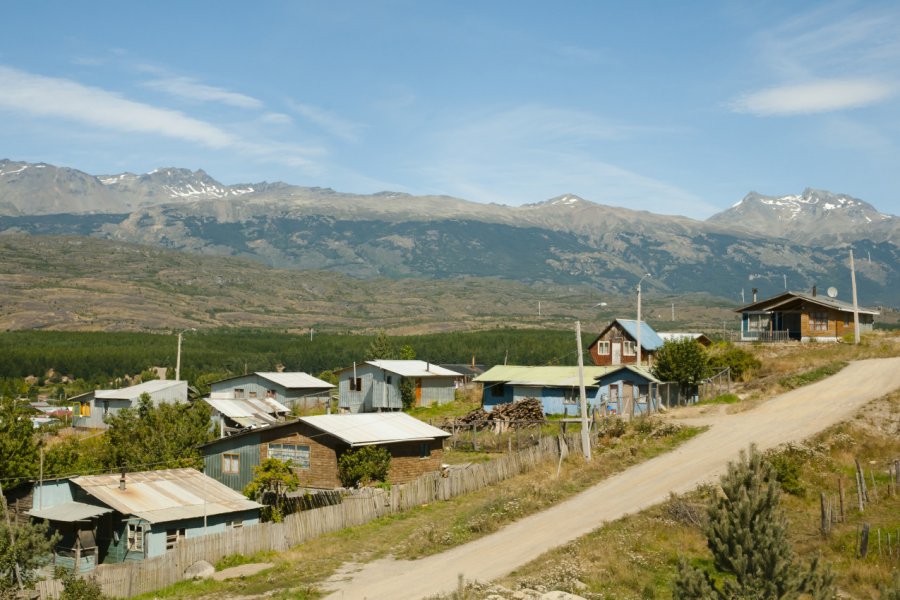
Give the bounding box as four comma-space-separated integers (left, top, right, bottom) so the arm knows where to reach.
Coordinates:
616, 319, 664, 351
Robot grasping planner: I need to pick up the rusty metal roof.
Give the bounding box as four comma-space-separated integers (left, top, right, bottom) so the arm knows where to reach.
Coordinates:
71, 468, 261, 524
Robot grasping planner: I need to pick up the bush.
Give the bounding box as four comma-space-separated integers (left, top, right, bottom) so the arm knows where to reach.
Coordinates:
706, 343, 761, 382
338, 445, 391, 487
59, 571, 107, 600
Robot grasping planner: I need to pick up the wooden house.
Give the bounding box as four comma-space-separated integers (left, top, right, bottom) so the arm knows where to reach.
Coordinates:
200, 412, 451, 491
735, 289, 878, 342
587, 319, 664, 367
210, 372, 334, 412
337, 360, 462, 413
474, 365, 662, 417
71, 380, 188, 429
28, 468, 260, 572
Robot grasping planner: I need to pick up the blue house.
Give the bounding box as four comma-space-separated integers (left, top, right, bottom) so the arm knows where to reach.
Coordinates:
210, 372, 335, 412
474, 365, 661, 417
337, 360, 462, 413
29, 468, 261, 572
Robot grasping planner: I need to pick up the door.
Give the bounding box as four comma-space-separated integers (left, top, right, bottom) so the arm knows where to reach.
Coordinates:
415, 378, 423, 406
622, 382, 634, 417
612, 342, 622, 365
609, 384, 619, 414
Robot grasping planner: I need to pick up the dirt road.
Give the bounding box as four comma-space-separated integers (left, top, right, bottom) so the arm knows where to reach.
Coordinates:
324, 357, 900, 600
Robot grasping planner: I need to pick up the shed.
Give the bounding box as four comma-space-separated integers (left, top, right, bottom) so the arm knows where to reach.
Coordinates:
72, 380, 188, 429
474, 364, 661, 416
588, 319, 664, 367
337, 360, 462, 413
210, 372, 334, 411
29, 468, 260, 572
204, 392, 291, 435
200, 412, 451, 491
735, 289, 878, 342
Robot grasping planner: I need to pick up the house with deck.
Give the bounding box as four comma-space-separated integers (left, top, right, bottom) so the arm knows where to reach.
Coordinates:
200, 412, 451, 491
210, 372, 334, 412
71, 380, 188, 429
28, 468, 260, 572
337, 360, 462, 413
587, 319, 664, 367
735, 289, 878, 342
474, 364, 662, 417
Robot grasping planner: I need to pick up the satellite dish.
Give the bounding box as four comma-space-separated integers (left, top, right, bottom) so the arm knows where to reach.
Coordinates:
827, 287, 838, 298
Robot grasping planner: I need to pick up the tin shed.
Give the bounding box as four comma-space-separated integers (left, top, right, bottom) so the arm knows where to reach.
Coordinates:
337, 360, 462, 413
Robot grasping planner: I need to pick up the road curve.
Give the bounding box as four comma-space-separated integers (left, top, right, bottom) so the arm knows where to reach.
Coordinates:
324, 357, 900, 600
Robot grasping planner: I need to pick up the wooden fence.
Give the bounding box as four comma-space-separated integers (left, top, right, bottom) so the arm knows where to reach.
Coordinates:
36, 433, 581, 599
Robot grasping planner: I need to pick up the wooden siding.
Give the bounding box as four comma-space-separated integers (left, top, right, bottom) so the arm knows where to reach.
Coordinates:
588, 323, 653, 366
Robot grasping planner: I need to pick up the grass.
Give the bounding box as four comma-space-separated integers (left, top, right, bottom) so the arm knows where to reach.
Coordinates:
131, 419, 705, 599
778, 360, 848, 390
696, 392, 740, 406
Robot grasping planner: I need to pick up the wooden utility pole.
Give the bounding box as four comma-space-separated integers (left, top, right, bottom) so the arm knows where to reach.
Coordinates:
575, 321, 591, 461
850, 249, 860, 345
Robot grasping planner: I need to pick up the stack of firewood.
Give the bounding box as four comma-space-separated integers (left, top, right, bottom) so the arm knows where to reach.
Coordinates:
490, 397, 545, 422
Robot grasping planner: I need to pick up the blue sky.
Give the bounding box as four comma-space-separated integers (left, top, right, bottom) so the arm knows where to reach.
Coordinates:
1, 1, 898, 218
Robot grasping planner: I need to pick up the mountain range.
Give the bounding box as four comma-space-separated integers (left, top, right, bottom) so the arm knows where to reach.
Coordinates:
1, 158, 897, 308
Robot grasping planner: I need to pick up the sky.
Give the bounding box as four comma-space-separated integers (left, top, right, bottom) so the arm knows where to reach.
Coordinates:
1, 1, 899, 219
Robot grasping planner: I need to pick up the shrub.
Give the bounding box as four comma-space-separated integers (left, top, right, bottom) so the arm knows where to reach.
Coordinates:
338, 445, 391, 487
706, 343, 761, 382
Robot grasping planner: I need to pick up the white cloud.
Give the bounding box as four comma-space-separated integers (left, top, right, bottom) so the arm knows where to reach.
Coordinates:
143, 76, 263, 109
732, 79, 896, 116
288, 101, 363, 142
0, 65, 237, 148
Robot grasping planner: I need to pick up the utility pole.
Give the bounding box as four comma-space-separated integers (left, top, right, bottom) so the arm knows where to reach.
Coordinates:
850, 249, 860, 345
175, 328, 196, 381
671, 303, 674, 321
636, 273, 651, 366
575, 321, 591, 461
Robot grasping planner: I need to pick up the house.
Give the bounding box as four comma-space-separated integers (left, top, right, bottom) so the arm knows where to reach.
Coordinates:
28, 468, 260, 572
200, 412, 451, 491
474, 364, 662, 417
587, 319, 664, 366
204, 392, 291, 436
210, 372, 335, 412
71, 380, 188, 429
735, 289, 879, 342
658, 332, 713, 347
337, 360, 462, 413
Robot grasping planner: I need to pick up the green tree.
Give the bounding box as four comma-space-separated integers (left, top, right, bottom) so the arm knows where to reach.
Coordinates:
367, 331, 397, 359
338, 446, 391, 487
243, 458, 299, 522
398, 344, 416, 360
0, 396, 38, 488
104, 394, 211, 470
43, 434, 108, 479
652, 339, 709, 393
0, 519, 59, 597
707, 342, 761, 382
673, 446, 833, 599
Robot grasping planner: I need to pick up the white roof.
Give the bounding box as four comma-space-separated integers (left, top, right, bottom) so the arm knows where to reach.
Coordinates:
94, 380, 186, 401
365, 360, 462, 378
204, 395, 289, 427
255, 372, 335, 389
300, 412, 450, 447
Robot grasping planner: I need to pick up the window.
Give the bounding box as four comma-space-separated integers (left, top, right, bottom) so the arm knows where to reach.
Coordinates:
223, 453, 240, 474
268, 443, 310, 468
386, 375, 392, 385
811, 311, 828, 331
165, 528, 185, 550
267, 389, 277, 398
349, 377, 362, 391
598, 341, 610, 355
563, 389, 577, 405
491, 383, 506, 397
249, 391, 257, 399
623, 341, 636, 356
234, 388, 245, 399
103, 400, 109, 416
419, 442, 430, 459
81, 402, 91, 417
127, 523, 144, 552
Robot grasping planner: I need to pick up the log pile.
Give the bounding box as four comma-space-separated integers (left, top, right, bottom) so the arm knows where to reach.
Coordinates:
456, 398, 545, 427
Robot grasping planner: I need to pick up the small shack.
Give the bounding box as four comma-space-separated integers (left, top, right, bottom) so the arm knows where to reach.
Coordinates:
210, 372, 335, 411
201, 412, 451, 491
71, 380, 188, 429
337, 360, 462, 413
28, 468, 261, 571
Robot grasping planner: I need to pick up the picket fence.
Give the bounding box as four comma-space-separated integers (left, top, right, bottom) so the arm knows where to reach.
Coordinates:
37, 433, 580, 599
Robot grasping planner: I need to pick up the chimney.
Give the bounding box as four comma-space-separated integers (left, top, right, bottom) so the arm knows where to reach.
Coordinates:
752, 288, 758, 302
812, 285, 817, 297
119, 471, 126, 491
426, 361, 430, 372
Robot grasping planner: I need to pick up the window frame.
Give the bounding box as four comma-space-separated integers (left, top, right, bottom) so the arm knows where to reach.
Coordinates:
222, 453, 240, 474
127, 523, 145, 553
623, 340, 636, 356
810, 311, 829, 332
268, 443, 310, 469
598, 341, 610, 355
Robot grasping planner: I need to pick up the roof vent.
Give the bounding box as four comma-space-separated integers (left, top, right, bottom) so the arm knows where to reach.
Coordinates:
119, 471, 126, 491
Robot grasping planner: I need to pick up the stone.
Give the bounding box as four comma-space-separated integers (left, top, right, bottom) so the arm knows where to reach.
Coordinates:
184, 560, 215, 580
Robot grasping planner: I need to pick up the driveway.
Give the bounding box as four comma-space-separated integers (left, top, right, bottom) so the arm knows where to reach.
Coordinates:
324, 357, 900, 600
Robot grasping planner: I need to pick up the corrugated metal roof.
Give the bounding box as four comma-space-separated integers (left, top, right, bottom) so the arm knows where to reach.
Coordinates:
300, 412, 451, 446
475, 364, 661, 385
735, 291, 879, 315
71, 468, 261, 524
255, 372, 335, 389
365, 360, 462, 378
94, 380, 187, 401
615, 319, 665, 350
28, 501, 112, 522
205, 398, 281, 429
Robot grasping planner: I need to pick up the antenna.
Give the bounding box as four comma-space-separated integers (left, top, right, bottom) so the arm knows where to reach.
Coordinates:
827, 286, 838, 298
